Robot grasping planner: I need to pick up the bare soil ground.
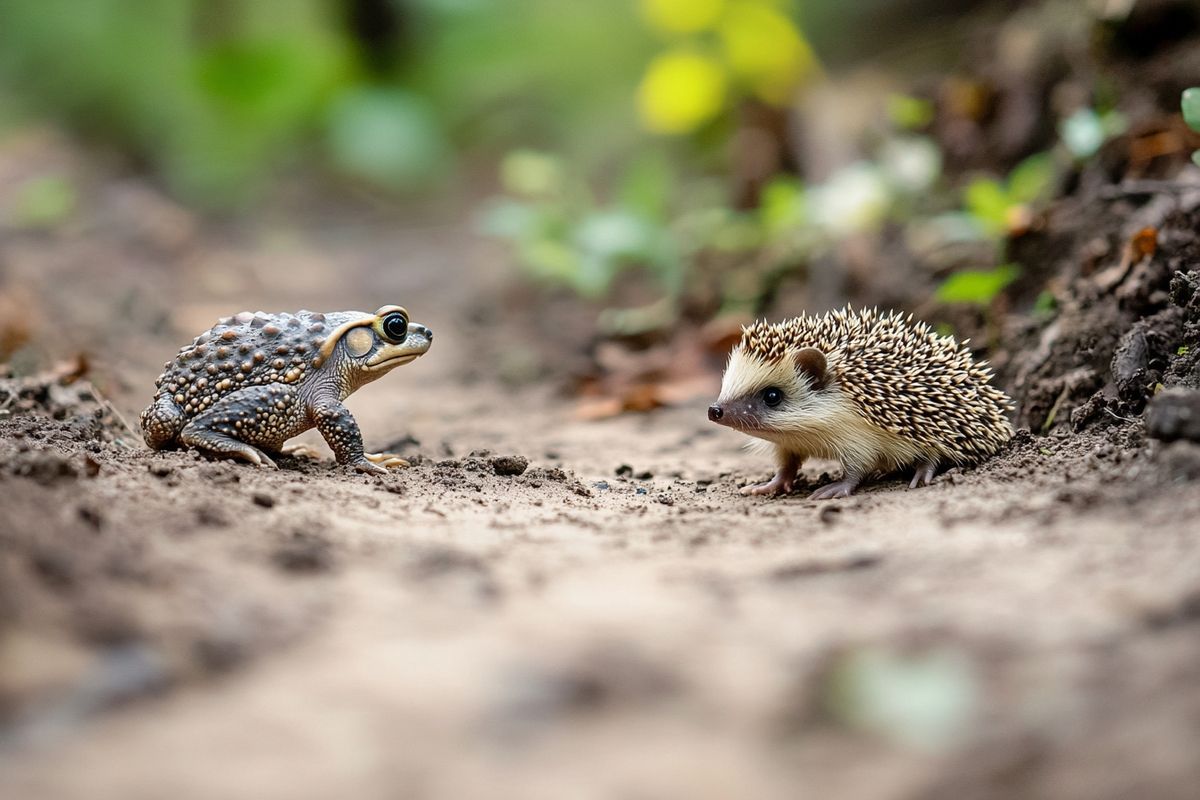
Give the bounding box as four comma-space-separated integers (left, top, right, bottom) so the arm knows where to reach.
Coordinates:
2, 136, 1199, 799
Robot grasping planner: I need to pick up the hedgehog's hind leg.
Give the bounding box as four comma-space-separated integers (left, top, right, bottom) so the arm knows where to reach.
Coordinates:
908, 458, 939, 489
140, 396, 186, 450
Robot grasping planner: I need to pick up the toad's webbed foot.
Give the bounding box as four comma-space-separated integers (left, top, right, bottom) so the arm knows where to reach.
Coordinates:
365, 452, 410, 469
281, 443, 323, 460
311, 399, 409, 475
179, 426, 278, 469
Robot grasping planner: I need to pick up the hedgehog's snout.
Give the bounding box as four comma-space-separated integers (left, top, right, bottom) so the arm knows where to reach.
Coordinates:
708, 404, 724, 421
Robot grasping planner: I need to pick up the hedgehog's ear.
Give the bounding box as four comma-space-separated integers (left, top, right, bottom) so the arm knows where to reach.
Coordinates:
794, 347, 827, 389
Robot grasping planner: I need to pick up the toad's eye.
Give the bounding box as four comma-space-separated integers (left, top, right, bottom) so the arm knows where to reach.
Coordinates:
762, 387, 784, 407
381, 312, 408, 343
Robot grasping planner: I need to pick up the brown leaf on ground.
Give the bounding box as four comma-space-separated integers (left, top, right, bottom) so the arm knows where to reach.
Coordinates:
1094, 226, 1158, 293
572, 322, 734, 420
48, 353, 90, 385
0, 287, 39, 361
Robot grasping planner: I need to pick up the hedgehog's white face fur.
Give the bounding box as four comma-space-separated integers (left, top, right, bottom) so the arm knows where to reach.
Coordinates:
714, 347, 827, 437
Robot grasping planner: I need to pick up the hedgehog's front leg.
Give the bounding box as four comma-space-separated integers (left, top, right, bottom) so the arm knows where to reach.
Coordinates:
741, 449, 802, 496
809, 462, 866, 500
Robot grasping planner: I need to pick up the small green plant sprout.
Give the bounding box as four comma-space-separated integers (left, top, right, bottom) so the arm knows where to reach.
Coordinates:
1183, 88, 1200, 166
886, 93, 935, 131
1059, 107, 1127, 160
12, 174, 77, 229
964, 153, 1054, 238
481, 149, 681, 310
936, 263, 1020, 306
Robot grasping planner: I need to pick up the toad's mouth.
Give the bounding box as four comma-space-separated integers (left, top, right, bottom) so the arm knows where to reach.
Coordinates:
374, 354, 418, 368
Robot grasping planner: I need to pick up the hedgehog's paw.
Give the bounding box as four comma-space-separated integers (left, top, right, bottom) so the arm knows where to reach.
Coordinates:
809, 477, 860, 500
908, 460, 939, 489
740, 472, 794, 496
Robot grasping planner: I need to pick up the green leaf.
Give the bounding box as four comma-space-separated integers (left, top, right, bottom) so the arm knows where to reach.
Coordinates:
326, 88, 448, 191
1182, 88, 1200, 132
1193, 150, 1200, 169
478, 199, 539, 240
616, 150, 674, 222
823, 647, 978, 752
886, 93, 934, 130
1007, 153, 1054, 204
12, 175, 76, 228
1060, 108, 1105, 159
499, 150, 563, 199
1034, 290, 1057, 314
936, 264, 1020, 305
963, 178, 1009, 235
759, 175, 806, 234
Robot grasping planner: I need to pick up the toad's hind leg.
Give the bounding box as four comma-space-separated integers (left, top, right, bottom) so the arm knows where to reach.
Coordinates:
179, 384, 308, 468
140, 396, 186, 450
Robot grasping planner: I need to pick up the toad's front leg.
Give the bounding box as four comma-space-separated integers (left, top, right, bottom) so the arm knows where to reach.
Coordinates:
310, 398, 405, 475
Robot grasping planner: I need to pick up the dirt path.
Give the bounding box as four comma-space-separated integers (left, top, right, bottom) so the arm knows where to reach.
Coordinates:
2, 152, 1200, 799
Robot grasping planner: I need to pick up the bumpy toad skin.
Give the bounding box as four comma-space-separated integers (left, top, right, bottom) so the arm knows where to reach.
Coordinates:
140, 306, 431, 474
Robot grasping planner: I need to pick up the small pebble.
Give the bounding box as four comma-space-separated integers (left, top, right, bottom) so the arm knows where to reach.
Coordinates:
252, 492, 276, 509
490, 454, 529, 476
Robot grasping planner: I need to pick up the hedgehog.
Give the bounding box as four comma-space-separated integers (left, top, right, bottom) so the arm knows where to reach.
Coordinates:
707, 307, 1013, 499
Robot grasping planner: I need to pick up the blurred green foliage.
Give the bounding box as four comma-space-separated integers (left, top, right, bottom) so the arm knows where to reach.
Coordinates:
823, 645, 978, 752
962, 153, 1054, 238
1184, 88, 1200, 167
0, 0, 656, 204
12, 175, 78, 229
1059, 106, 1126, 161
0, 0, 1147, 323
481, 149, 681, 300
0, 0, 349, 203
936, 264, 1020, 306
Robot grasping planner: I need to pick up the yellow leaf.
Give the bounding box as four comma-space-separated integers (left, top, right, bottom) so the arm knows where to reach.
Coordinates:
640, 0, 725, 34
637, 50, 728, 134
718, 1, 815, 104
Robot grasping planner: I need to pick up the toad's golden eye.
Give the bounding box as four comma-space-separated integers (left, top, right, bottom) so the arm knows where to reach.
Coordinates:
381, 311, 409, 343
345, 327, 375, 357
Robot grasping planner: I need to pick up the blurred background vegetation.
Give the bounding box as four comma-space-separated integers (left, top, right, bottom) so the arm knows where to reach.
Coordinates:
1, 0, 1197, 337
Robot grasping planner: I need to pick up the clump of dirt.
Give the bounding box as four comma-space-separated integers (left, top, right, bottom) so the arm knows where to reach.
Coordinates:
1001, 190, 1200, 434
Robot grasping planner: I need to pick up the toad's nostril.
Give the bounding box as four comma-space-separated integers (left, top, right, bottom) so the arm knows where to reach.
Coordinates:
708, 404, 723, 421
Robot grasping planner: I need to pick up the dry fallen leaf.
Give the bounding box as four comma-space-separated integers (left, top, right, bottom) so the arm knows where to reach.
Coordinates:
1094, 226, 1158, 293
572, 323, 727, 420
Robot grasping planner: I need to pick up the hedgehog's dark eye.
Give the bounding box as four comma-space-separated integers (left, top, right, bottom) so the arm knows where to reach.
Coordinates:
381, 312, 408, 343
762, 387, 784, 407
